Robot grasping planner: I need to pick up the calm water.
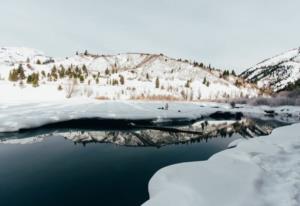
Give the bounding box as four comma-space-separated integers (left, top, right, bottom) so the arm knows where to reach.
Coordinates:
0, 133, 241, 206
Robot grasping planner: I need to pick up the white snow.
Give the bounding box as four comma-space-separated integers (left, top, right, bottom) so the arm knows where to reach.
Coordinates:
143, 123, 300, 206
0, 47, 259, 101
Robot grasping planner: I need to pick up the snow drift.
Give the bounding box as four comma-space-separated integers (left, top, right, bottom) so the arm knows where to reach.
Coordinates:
143, 123, 300, 206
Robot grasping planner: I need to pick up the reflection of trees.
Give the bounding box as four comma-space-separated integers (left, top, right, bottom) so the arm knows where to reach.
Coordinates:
63, 118, 272, 147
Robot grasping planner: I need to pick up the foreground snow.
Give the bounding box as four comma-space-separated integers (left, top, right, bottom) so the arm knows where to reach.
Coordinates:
143, 123, 300, 206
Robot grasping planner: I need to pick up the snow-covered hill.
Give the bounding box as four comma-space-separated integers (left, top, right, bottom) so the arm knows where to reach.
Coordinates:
240, 47, 300, 92
0, 47, 258, 101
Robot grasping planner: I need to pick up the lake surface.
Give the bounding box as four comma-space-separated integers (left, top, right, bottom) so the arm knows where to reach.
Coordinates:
0, 132, 242, 206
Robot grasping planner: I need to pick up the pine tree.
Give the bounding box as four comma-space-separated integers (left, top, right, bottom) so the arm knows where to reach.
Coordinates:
206, 81, 210, 87
17, 64, 26, 80
9, 69, 18, 81
112, 79, 119, 85
79, 75, 84, 83
49, 66, 57, 81
59, 66, 65, 78
203, 77, 206, 85
105, 68, 110, 75
119, 75, 125, 85
36, 59, 41, 64
82, 64, 88, 75
26, 73, 38, 85
185, 80, 191, 88
155, 77, 160, 88
41, 70, 46, 77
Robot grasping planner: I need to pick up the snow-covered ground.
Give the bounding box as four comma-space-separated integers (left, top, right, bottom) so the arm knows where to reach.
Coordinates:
0, 47, 259, 101
143, 123, 300, 206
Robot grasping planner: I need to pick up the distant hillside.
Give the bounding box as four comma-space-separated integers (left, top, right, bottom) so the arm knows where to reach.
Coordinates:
240, 47, 300, 92
0, 47, 259, 101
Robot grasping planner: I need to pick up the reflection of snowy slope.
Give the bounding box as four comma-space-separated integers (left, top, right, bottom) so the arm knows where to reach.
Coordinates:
0, 47, 258, 101
56, 118, 274, 146
143, 123, 300, 206
0, 118, 286, 147
0, 136, 44, 144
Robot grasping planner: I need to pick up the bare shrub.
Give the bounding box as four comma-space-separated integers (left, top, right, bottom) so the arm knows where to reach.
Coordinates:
83, 85, 93, 97
65, 79, 78, 98
230, 89, 300, 106
132, 95, 181, 101
95, 96, 110, 100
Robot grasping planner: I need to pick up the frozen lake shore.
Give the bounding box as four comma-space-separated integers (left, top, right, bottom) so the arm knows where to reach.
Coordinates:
1, 99, 299, 133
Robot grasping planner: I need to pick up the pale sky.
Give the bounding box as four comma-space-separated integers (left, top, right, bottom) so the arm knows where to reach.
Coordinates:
1, 0, 300, 73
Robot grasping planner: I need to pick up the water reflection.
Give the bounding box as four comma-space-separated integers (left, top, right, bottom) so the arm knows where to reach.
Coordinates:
0, 118, 290, 147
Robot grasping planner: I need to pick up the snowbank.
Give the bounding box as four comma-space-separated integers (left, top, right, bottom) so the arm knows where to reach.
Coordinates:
143, 123, 300, 206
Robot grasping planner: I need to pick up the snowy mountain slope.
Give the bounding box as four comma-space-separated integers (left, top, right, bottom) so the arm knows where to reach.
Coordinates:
0, 47, 259, 101
240, 47, 300, 92
0, 47, 51, 66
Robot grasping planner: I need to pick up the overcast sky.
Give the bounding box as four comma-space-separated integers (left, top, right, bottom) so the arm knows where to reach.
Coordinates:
1, 0, 300, 72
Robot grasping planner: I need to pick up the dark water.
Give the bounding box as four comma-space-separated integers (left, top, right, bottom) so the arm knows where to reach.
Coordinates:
0, 133, 241, 206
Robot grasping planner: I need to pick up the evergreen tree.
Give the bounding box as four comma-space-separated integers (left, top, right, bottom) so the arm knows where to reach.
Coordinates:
9, 69, 18, 81
185, 80, 191, 88
231, 70, 236, 76
155, 77, 160, 88
79, 75, 84, 83
119, 75, 125, 85
26, 72, 38, 86
82, 64, 88, 75
203, 77, 207, 85
206, 81, 210, 87
105, 68, 110, 75
112, 79, 119, 85
41, 70, 46, 77
17, 64, 26, 80
59, 66, 65, 78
